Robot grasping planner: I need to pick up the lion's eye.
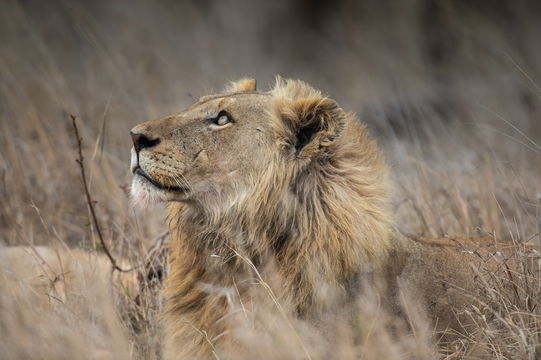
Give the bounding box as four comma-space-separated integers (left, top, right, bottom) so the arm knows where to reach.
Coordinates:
212, 111, 232, 126
215, 114, 229, 126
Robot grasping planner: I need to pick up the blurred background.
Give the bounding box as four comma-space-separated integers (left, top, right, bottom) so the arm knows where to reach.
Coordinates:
1, 1, 540, 358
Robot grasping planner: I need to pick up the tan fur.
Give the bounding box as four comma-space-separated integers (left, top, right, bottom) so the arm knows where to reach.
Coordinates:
129, 78, 520, 359
130, 77, 392, 358
0, 246, 137, 299
0, 246, 134, 359
396, 235, 533, 337
224, 78, 257, 92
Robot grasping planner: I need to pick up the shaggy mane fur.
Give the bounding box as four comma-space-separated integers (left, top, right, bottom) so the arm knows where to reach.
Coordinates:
160, 78, 392, 359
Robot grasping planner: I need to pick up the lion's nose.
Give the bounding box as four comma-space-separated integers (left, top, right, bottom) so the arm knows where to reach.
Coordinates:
131, 131, 160, 153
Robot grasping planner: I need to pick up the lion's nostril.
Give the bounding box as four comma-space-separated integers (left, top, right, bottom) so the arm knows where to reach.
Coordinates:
131, 132, 160, 152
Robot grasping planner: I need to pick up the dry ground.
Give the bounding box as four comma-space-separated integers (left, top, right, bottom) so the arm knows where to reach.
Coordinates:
1, 1, 540, 359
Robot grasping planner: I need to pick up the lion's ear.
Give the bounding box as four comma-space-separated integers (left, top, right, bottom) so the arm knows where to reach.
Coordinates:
225, 78, 257, 92
276, 95, 345, 158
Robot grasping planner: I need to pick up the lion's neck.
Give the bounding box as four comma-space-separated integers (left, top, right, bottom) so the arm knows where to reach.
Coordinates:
165, 177, 389, 307
162, 157, 392, 356
167, 199, 289, 264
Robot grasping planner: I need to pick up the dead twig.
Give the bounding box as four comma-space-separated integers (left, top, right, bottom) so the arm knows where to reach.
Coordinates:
71, 114, 134, 273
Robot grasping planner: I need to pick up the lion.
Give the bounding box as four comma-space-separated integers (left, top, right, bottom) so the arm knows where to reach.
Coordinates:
129, 77, 527, 359
0, 245, 135, 359
0, 246, 138, 301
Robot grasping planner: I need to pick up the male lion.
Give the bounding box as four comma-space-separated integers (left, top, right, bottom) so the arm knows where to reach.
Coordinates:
130, 78, 523, 359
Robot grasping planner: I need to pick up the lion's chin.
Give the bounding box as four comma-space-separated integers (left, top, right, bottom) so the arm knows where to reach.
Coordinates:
130, 176, 168, 209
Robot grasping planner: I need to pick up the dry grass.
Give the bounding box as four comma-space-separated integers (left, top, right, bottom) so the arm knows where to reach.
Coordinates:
1, 1, 541, 359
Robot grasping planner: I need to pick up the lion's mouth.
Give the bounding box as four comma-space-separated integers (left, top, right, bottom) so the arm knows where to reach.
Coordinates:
134, 167, 187, 193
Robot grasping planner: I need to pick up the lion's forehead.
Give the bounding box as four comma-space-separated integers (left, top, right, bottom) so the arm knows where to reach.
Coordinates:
150, 94, 271, 131
197, 91, 268, 104
188, 92, 271, 113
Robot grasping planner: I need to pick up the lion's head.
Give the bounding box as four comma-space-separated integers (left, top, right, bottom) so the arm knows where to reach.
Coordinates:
131, 78, 269, 207
131, 78, 353, 210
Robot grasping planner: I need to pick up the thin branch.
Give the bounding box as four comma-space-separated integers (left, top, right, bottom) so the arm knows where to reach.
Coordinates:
70, 114, 134, 273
